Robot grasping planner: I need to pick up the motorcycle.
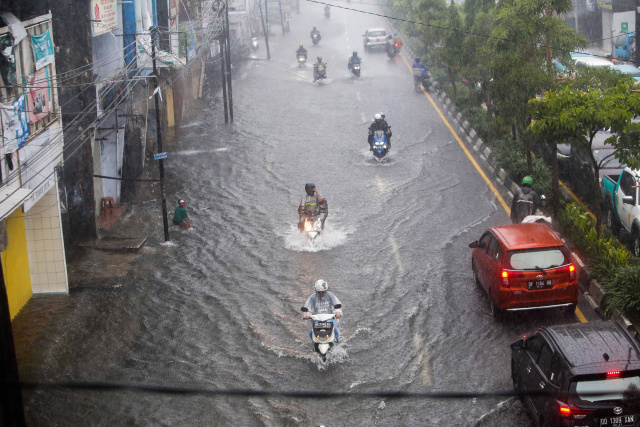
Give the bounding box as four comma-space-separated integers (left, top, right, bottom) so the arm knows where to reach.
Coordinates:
301, 214, 322, 241
311, 33, 320, 46
301, 305, 341, 361
387, 42, 400, 59
251, 36, 259, 51
413, 68, 430, 92
350, 60, 361, 77
297, 53, 307, 67
371, 129, 389, 159
314, 63, 327, 82
324, 7, 330, 18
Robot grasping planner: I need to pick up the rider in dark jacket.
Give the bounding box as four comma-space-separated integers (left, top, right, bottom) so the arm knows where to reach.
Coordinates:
348, 51, 361, 70
296, 43, 307, 57
368, 114, 390, 150
510, 176, 541, 223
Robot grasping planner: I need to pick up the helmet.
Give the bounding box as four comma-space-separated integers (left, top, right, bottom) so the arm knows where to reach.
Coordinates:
178, 199, 185, 207
374, 113, 382, 121
315, 279, 328, 292
313, 26, 316, 30
522, 176, 533, 186
305, 183, 315, 195
299, 43, 303, 47
353, 51, 358, 56
317, 56, 322, 62
415, 57, 421, 63
380, 112, 385, 119
394, 32, 398, 36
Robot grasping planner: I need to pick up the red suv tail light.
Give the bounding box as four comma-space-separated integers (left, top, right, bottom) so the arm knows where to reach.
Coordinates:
555, 264, 576, 281
501, 270, 524, 288
557, 401, 594, 420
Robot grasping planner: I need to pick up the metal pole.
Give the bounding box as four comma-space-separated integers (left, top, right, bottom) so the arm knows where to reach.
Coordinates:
0, 259, 26, 427
220, 40, 229, 123
151, 27, 170, 242
224, 1, 234, 123
278, 0, 285, 36
259, 1, 271, 59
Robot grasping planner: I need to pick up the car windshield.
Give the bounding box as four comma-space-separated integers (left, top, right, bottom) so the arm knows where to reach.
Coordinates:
616, 34, 629, 44
572, 376, 640, 403
506, 248, 568, 270
368, 31, 386, 37
594, 148, 622, 168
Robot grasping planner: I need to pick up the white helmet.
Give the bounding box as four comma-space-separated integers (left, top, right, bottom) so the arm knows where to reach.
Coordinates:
374, 113, 382, 120
314, 279, 328, 292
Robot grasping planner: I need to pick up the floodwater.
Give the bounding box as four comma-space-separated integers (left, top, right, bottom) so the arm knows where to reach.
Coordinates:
13, 2, 576, 426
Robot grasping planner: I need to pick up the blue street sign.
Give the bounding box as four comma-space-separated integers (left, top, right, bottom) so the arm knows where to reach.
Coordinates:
153, 152, 168, 160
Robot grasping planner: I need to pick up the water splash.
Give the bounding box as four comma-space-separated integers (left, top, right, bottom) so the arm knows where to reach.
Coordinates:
284, 225, 349, 252
311, 345, 349, 371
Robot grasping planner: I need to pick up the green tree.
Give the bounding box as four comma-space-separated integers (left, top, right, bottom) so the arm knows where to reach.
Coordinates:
397, 0, 447, 55
529, 85, 640, 233
436, 1, 465, 98
460, 10, 496, 114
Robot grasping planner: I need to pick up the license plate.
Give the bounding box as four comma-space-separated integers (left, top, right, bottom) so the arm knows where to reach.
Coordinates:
527, 279, 552, 290
314, 322, 332, 329
600, 414, 635, 426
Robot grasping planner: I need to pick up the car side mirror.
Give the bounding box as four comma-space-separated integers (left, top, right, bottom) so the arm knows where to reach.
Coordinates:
301, 307, 309, 312
469, 240, 479, 248
623, 195, 635, 205
510, 339, 523, 351
334, 304, 341, 309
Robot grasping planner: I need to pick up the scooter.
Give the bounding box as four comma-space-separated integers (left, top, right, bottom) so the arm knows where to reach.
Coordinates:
297, 53, 307, 67
313, 63, 327, 82
301, 305, 341, 361
251, 36, 259, 51
311, 33, 320, 46
387, 42, 400, 58
350, 60, 361, 77
414, 68, 429, 92
301, 214, 322, 242
371, 129, 389, 159
420, 72, 431, 92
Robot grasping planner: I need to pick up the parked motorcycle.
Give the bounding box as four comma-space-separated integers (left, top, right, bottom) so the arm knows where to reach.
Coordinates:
311, 33, 320, 45
297, 53, 307, 67
350, 60, 361, 78
314, 63, 327, 82
301, 305, 341, 361
251, 36, 259, 51
371, 129, 389, 159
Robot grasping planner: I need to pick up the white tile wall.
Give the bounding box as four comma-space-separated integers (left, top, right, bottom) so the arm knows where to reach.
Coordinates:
24, 182, 68, 294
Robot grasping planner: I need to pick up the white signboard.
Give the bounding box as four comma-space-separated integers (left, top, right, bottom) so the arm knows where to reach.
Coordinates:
91, 0, 118, 37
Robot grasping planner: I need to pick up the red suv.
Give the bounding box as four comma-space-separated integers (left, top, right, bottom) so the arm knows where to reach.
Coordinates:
469, 223, 578, 317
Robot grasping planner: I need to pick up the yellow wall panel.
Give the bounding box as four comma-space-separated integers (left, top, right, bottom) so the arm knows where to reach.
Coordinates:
2, 209, 32, 320
166, 87, 175, 128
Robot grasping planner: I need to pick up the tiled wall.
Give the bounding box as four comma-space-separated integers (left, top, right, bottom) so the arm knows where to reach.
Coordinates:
24, 183, 68, 294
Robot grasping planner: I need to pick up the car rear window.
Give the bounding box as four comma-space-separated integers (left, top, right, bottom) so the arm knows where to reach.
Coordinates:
571, 376, 640, 403
368, 31, 386, 37
506, 248, 569, 270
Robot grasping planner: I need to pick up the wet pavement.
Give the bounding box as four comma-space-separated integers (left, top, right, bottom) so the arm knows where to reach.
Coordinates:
11, 3, 592, 426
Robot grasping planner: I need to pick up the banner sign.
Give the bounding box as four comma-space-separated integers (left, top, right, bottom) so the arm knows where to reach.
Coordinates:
187, 22, 196, 61
31, 29, 54, 70
25, 68, 51, 123
91, 0, 118, 37
1, 95, 29, 152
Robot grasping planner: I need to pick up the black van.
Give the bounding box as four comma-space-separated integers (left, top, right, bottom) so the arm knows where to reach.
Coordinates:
511, 321, 640, 426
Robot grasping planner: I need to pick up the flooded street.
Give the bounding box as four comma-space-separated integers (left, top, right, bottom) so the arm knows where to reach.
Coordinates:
13, 3, 575, 426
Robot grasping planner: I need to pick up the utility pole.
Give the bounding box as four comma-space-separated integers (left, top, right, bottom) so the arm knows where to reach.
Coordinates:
224, 0, 234, 123
151, 26, 170, 242
220, 38, 229, 123
0, 261, 26, 427
278, 0, 285, 36
259, 0, 271, 59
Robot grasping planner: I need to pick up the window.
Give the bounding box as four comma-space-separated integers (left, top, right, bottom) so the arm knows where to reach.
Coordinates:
537, 345, 555, 381
525, 336, 545, 362
493, 244, 502, 262
620, 172, 637, 203
487, 238, 497, 258
506, 248, 569, 270
479, 233, 492, 253
367, 31, 386, 37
